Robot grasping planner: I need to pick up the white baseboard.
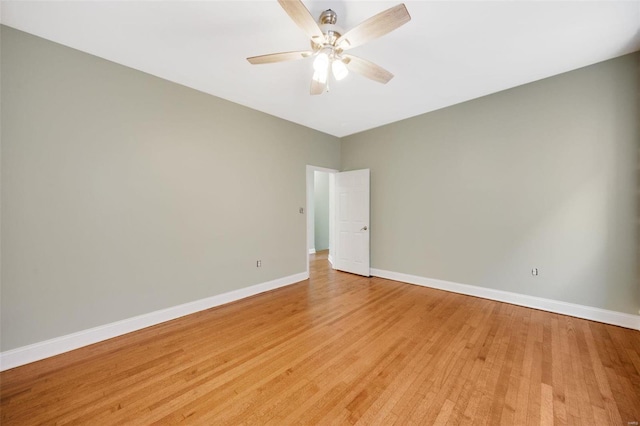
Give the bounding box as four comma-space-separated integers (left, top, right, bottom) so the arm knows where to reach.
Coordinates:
370, 268, 640, 331
0, 271, 309, 372
309, 249, 316, 254
328, 254, 333, 265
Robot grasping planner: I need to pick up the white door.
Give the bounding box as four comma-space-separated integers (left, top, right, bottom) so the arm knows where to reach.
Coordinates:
335, 169, 370, 276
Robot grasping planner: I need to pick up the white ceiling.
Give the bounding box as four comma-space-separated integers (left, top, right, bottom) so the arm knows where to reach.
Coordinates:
2, 1, 639, 137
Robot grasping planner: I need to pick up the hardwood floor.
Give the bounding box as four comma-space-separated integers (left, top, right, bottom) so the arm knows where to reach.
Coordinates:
2, 251, 639, 425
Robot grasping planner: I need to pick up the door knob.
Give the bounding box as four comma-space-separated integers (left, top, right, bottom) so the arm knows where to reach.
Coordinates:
361, 226, 368, 231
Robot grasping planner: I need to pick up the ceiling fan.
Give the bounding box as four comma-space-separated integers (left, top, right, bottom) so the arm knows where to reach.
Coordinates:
247, 0, 411, 95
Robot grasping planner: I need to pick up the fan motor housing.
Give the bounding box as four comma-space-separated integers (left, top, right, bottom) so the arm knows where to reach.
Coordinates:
319, 9, 337, 24
312, 9, 344, 49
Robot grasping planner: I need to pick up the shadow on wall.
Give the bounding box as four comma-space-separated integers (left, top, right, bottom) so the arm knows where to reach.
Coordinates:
621, 28, 640, 56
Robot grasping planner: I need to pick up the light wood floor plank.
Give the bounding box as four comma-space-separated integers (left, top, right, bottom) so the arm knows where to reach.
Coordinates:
1, 251, 639, 425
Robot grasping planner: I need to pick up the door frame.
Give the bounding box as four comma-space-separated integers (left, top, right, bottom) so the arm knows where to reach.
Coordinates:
306, 165, 338, 278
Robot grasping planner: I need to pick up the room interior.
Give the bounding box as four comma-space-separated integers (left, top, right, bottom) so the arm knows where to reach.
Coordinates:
1, 0, 639, 423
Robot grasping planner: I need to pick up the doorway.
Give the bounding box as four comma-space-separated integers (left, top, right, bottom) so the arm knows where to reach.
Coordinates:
306, 165, 337, 277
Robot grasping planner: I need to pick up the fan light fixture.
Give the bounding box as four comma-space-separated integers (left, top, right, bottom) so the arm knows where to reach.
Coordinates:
313, 50, 330, 72
247, 1, 411, 95
332, 60, 348, 81
312, 46, 348, 82
312, 69, 328, 84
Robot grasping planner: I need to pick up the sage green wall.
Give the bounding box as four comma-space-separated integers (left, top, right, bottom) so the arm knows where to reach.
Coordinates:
2, 25, 638, 353
314, 171, 330, 251
342, 53, 639, 315
0, 26, 340, 351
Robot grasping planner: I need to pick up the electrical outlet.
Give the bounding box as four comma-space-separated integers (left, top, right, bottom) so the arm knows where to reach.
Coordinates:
531, 268, 538, 276
257, 260, 262, 267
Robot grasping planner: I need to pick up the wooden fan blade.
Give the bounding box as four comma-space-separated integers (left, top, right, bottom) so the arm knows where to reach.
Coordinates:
278, 0, 324, 42
343, 55, 394, 84
247, 51, 313, 65
310, 77, 327, 95
336, 4, 411, 51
